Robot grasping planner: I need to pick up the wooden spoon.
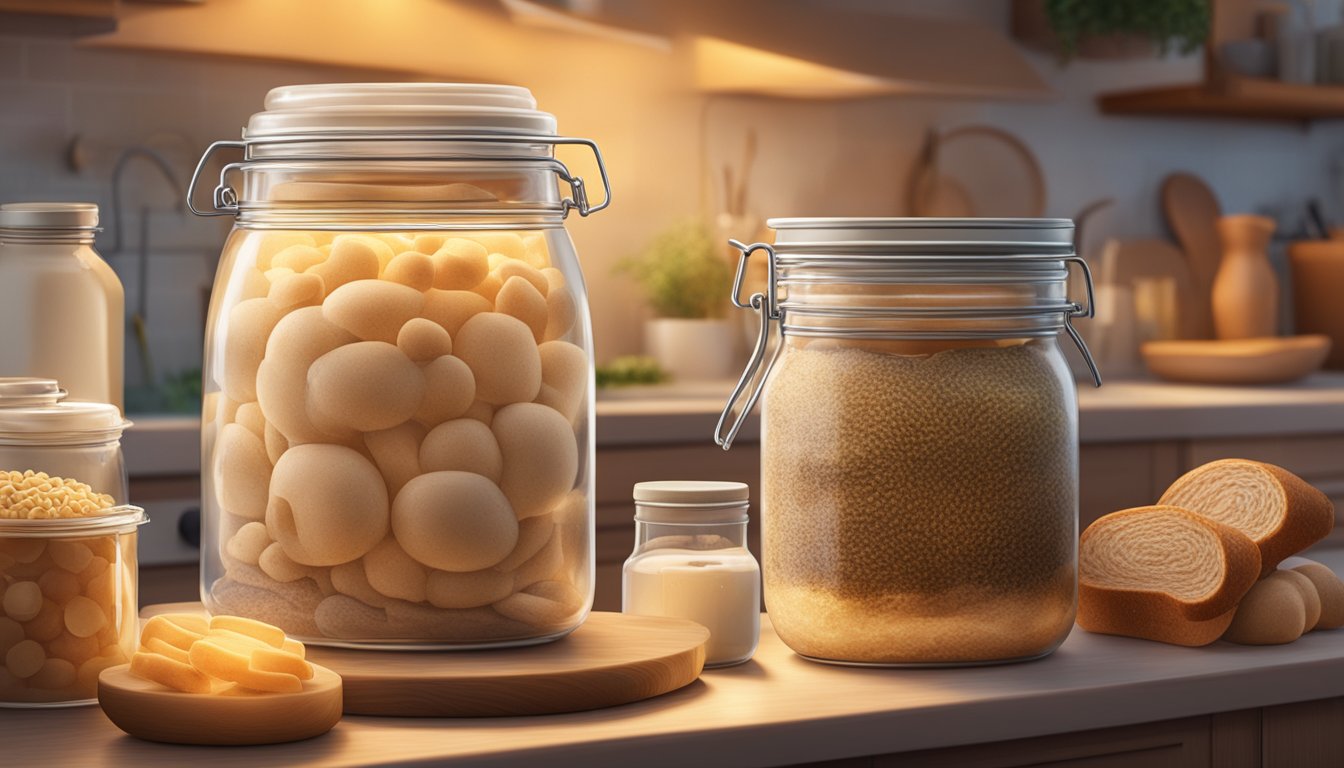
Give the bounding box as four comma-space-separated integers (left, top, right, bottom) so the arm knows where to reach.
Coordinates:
1161, 172, 1222, 338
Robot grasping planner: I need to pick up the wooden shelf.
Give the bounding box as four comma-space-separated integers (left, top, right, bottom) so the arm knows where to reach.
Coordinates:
1100, 76, 1344, 121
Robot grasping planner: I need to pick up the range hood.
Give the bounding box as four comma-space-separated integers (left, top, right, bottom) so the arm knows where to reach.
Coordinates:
503, 0, 1053, 99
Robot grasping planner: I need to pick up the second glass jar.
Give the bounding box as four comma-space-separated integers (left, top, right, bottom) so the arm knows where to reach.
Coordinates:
718, 218, 1099, 666
193, 84, 601, 648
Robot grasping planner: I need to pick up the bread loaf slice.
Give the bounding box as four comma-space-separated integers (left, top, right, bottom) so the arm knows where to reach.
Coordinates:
1079, 506, 1262, 646
1158, 459, 1334, 578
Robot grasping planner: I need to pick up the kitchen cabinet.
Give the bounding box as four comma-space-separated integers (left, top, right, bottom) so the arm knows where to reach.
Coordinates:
0, 0, 116, 35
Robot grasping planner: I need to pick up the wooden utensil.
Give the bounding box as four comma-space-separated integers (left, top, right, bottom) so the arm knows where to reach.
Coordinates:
1141, 335, 1331, 385
142, 603, 709, 718
98, 663, 343, 745
1161, 172, 1222, 338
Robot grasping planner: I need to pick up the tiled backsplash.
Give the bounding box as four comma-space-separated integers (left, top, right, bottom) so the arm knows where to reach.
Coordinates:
0, 35, 389, 397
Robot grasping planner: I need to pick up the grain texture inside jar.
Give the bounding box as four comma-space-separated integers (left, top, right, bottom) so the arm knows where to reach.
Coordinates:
762, 339, 1077, 664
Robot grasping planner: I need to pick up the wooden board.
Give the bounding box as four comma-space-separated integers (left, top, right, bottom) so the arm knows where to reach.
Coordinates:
142, 603, 709, 717
1141, 335, 1331, 385
97, 663, 342, 745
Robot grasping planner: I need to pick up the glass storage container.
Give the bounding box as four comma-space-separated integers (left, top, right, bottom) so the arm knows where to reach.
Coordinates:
0, 378, 130, 504
0, 505, 146, 707
717, 218, 1100, 666
0, 204, 124, 413
622, 481, 760, 668
190, 83, 605, 648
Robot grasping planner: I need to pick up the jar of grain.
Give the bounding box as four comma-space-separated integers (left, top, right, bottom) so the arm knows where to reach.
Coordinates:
717, 218, 1100, 666
189, 84, 606, 648
0, 378, 130, 504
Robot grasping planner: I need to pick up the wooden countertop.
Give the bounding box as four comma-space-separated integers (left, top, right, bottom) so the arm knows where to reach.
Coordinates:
6, 552, 1344, 767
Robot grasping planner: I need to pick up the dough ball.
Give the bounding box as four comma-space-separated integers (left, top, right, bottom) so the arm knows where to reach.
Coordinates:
264, 421, 288, 465
1279, 569, 1323, 634
258, 542, 311, 583
384, 251, 435, 291
413, 234, 447, 254
240, 269, 271, 300
37, 569, 79, 604
257, 307, 356, 444
508, 533, 563, 592
397, 318, 453, 363
493, 586, 578, 629
421, 290, 491, 336
307, 341, 425, 433
415, 355, 475, 426
323, 279, 425, 344
493, 403, 578, 519
330, 560, 391, 608
25, 599, 65, 642
463, 400, 494, 427
223, 297, 282, 403
540, 267, 566, 292
1223, 573, 1307, 645
391, 472, 517, 572
225, 521, 271, 565
454, 313, 541, 406
29, 657, 76, 690
535, 341, 588, 422
473, 233, 526, 262
267, 444, 389, 566
544, 283, 578, 341
309, 236, 381, 292
234, 401, 266, 439
426, 568, 513, 610
270, 244, 326, 273
419, 419, 502, 482
522, 235, 550, 269
333, 234, 394, 273
214, 423, 272, 521
496, 275, 548, 343
363, 538, 429, 603
48, 541, 93, 575
364, 421, 426, 497
264, 266, 296, 284
473, 274, 503, 303
254, 232, 317, 271
268, 271, 325, 312
431, 238, 489, 290
1293, 561, 1344, 629
496, 260, 548, 296
492, 513, 555, 573
3, 582, 42, 622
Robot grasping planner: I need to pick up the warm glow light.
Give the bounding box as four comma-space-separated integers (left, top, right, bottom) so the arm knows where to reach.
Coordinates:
500, 0, 671, 52
691, 36, 901, 99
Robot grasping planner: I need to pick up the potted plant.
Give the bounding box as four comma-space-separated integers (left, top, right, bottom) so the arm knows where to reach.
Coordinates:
619, 220, 738, 382
1012, 0, 1210, 61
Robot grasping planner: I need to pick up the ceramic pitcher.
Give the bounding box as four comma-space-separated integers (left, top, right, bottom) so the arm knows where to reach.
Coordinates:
1212, 214, 1278, 340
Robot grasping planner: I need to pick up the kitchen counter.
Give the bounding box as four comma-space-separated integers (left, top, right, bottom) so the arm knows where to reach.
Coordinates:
6, 552, 1344, 767
122, 373, 1344, 473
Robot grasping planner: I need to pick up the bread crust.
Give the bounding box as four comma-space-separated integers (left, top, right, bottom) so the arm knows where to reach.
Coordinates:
1159, 459, 1334, 578
1078, 506, 1262, 646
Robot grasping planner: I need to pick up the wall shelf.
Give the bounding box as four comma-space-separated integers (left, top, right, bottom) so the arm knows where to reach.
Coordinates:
1100, 76, 1344, 121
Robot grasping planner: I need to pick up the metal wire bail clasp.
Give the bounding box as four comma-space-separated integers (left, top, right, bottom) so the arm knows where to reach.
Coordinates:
715, 240, 780, 450
187, 140, 245, 217
1065, 255, 1103, 388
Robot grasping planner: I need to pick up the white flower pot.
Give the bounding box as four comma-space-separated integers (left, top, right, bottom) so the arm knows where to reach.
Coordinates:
644, 318, 738, 382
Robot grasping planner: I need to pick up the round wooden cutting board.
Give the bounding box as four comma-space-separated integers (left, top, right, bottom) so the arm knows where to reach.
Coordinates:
141, 603, 709, 717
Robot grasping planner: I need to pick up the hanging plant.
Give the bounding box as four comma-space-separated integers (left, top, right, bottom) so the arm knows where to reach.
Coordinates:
1043, 0, 1211, 60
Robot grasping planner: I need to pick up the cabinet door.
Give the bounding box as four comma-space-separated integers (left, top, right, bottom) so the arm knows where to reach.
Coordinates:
868, 716, 1212, 768
1079, 442, 1183, 528
0, 0, 116, 34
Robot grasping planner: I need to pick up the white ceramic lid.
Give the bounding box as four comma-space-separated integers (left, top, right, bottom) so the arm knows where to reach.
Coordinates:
0, 378, 65, 407
246, 83, 558, 139
633, 481, 750, 524
0, 202, 99, 231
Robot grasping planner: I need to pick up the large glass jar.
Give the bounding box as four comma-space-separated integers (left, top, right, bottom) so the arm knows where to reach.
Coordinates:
190, 84, 603, 648
717, 218, 1100, 666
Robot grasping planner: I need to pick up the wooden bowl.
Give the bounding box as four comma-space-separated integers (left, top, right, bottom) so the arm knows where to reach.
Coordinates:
1141, 336, 1332, 385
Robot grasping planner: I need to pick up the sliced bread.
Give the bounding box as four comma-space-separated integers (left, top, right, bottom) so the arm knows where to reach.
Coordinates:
1158, 459, 1334, 578
1078, 505, 1261, 646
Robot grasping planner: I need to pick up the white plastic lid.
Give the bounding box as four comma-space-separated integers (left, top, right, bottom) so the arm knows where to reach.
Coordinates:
634, 481, 750, 524
245, 83, 558, 140
0, 379, 129, 444
0, 202, 99, 231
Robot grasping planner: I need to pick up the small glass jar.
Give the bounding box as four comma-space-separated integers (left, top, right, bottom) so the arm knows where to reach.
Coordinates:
0, 505, 147, 707
718, 218, 1100, 666
191, 83, 606, 648
0, 203, 124, 413
622, 481, 760, 668
0, 379, 130, 503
